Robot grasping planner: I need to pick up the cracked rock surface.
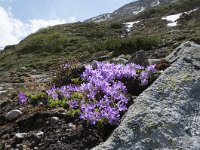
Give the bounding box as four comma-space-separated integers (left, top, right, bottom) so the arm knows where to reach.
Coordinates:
93, 41, 200, 150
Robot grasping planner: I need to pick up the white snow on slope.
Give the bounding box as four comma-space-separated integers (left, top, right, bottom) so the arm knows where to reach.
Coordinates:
162, 8, 198, 27
162, 13, 182, 27
133, 7, 145, 15
123, 21, 140, 32
186, 8, 199, 14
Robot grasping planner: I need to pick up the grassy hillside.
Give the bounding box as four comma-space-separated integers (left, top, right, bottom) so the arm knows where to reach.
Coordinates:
0, 0, 200, 74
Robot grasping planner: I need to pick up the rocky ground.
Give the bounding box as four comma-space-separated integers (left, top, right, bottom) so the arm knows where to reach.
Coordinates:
0, 0, 200, 149
0, 104, 115, 150
0, 49, 169, 150
0, 70, 116, 150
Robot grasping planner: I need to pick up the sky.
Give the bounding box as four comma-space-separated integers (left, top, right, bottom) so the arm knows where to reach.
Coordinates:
0, 0, 136, 49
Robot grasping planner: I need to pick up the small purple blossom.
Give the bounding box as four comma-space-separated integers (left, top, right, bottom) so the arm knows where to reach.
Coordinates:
139, 71, 149, 85
147, 64, 157, 73
141, 79, 148, 86
46, 86, 58, 99
117, 101, 127, 112
67, 100, 79, 109
18, 92, 28, 104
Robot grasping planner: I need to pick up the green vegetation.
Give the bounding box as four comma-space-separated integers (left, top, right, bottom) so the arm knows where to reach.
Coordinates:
48, 98, 67, 108
110, 22, 123, 29
28, 91, 47, 106
0, 0, 200, 74
51, 59, 84, 87
29, 92, 46, 101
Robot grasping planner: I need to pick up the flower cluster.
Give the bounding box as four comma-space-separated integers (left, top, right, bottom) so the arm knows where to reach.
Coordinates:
18, 92, 28, 104
46, 62, 158, 125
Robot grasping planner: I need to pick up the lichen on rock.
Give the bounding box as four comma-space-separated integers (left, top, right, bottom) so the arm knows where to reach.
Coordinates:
93, 41, 200, 150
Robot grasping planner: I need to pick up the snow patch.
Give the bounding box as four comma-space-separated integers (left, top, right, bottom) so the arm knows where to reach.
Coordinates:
162, 8, 198, 27
162, 13, 182, 27
123, 21, 140, 33
133, 7, 145, 15
185, 8, 199, 14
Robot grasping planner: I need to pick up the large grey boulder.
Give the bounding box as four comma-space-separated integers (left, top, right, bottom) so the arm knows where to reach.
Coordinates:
93, 41, 200, 150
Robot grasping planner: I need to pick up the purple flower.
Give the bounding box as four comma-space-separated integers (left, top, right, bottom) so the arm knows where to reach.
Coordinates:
105, 107, 120, 124
18, 92, 28, 104
117, 101, 127, 112
141, 79, 148, 86
140, 71, 149, 79
47, 62, 159, 125
67, 100, 79, 109
147, 64, 157, 73
139, 71, 149, 86
46, 86, 58, 99
59, 85, 70, 98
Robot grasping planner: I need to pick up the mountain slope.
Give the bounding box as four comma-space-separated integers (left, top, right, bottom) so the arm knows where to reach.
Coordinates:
0, 0, 200, 77
85, 0, 179, 22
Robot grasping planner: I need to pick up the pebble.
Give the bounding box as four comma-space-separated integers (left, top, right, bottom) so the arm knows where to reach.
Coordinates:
5, 109, 22, 120
36, 131, 44, 139
15, 133, 27, 139
67, 123, 76, 129
90, 60, 98, 69
51, 117, 59, 123
16, 144, 23, 148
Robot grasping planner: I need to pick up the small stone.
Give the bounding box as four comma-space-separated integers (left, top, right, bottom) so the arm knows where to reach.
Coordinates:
128, 50, 149, 66
16, 144, 23, 149
67, 123, 76, 129
5, 109, 22, 120
38, 102, 44, 106
15, 133, 27, 139
36, 131, 44, 139
90, 60, 98, 69
51, 117, 59, 123
16, 144, 21, 148
34, 147, 39, 150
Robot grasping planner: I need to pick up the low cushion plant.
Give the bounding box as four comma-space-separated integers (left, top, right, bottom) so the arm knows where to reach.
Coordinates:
19, 62, 160, 126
